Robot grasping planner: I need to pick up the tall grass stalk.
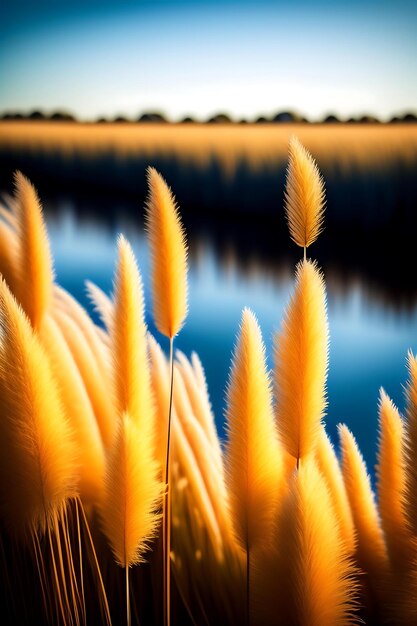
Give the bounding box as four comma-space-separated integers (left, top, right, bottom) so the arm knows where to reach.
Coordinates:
145, 167, 188, 626
225, 309, 282, 625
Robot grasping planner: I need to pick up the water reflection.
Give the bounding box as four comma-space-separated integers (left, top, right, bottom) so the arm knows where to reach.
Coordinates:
44, 201, 417, 476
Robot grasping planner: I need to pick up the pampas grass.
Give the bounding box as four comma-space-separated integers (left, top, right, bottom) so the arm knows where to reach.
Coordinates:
38, 314, 105, 505
254, 460, 358, 626
376, 389, 410, 567
0, 219, 18, 291
1, 138, 417, 625
339, 424, 388, 576
102, 233, 161, 625
86, 279, 114, 332
145, 167, 188, 340
339, 424, 389, 621
225, 308, 282, 622
0, 279, 77, 536
0, 279, 85, 625
145, 167, 188, 626
274, 260, 329, 469
52, 307, 115, 449
284, 136, 325, 259
316, 427, 356, 555
100, 413, 161, 626
111, 235, 154, 438
13, 171, 54, 329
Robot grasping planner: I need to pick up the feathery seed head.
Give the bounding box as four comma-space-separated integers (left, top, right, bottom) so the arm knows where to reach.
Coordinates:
316, 427, 356, 554
100, 413, 162, 568
254, 458, 358, 626
225, 307, 282, 551
0, 279, 77, 536
285, 137, 326, 249
13, 171, 54, 329
85, 279, 114, 331
145, 167, 188, 338
376, 387, 410, 564
339, 424, 388, 576
274, 260, 329, 463
112, 235, 154, 436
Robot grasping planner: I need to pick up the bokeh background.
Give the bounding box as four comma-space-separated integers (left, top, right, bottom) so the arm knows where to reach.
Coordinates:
1, 0, 417, 475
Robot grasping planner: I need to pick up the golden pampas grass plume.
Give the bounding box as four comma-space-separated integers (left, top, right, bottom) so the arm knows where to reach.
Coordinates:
100, 412, 162, 568
0, 279, 77, 536
376, 388, 410, 566
274, 260, 329, 467
85, 279, 113, 332
284, 137, 325, 254
225, 308, 282, 552
316, 427, 356, 555
175, 350, 224, 474
111, 235, 154, 436
339, 424, 388, 579
13, 171, 54, 329
52, 307, 115, 449
0, 217, 18, 293
254, 459, 358, 626
38, 314, 105, 504
145, 167, 188, 339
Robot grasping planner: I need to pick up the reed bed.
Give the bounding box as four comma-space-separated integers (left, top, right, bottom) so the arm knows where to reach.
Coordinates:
0, 139, 416, 626
1, 122, 417, 179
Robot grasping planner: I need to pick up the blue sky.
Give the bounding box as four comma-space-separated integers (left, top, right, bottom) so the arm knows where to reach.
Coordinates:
1, 0, 416, 120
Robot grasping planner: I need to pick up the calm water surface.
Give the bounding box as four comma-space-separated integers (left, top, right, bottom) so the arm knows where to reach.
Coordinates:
46, 202, 417, 476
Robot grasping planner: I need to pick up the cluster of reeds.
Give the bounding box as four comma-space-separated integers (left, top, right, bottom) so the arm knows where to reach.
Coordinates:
0, 138, 416, 626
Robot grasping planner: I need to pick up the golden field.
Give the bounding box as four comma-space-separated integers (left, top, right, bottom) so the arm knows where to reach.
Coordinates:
1, 122, 417, 177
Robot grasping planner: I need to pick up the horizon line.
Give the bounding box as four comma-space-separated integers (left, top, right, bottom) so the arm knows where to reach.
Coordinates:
1, 107, 417, 125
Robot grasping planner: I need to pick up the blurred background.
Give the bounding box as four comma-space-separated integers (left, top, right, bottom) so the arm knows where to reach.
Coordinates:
1, 0, 417, 473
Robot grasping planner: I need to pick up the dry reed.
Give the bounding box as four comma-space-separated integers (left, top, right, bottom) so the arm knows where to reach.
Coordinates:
225, 308, 282, 623
274, 260, 329, 469
145, 166, 188, 626
284, 136, 325, 259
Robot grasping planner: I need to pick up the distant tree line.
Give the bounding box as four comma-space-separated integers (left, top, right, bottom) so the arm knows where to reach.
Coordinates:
1, 109, 416, 124
1, 110, 77, 122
